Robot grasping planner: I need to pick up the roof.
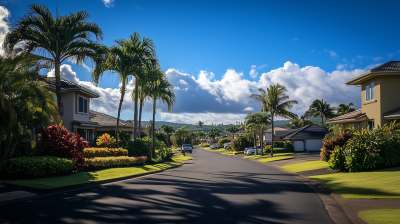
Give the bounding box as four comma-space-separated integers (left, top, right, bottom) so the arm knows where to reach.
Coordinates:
345, 61, 400, 85
383, 106, 400, 118
277, 124, 329, 140
71, 120, 102, 127
216, 135, 234, 141
265, 127, 291, 132
326, 109, 366, 124
89, 110, 134, 128
46, 77, 100, 98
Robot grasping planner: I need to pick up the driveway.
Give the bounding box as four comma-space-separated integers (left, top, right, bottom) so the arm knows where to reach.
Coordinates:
0, 147, 333, 224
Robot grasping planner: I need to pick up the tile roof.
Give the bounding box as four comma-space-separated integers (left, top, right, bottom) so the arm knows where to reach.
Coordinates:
71, 120, 101, 127
383, 107, 400, 117
46, 77, 100, 98
370, 61, 400, 72
326, 109, 366, 123
89, 110, 134, 128
277, 124, 329, 140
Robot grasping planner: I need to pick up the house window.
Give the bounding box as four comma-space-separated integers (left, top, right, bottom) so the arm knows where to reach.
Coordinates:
366, 84, 370, 101
368, 120, 374, 129
78, 96, 88, 114
77, 129, 88, 141
371, 82, 374, 100
365, 82, 375, 101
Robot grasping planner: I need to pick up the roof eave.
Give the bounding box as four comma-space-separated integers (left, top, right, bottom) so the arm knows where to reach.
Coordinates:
346, 71, 400, 85
326, 116, 367, 124
384, 114, 400, 119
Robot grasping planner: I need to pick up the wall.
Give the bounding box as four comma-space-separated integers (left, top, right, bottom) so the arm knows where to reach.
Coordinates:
379, 76, 400, 126
62, 91, 76, 131
361, 78, 382, 127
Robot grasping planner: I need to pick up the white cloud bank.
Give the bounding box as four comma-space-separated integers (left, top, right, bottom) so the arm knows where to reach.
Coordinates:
0, 6, 10, 55
160, 112, 247, 125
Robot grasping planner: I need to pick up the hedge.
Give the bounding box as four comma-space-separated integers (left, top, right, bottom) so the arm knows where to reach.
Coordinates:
82, 148, 128, 158
0, 156, 76, 179
84, 156, 147, 167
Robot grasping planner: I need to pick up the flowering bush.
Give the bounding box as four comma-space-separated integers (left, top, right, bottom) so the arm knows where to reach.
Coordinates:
82, 148, 128, 158
96, 133, 116, 148
39, 125, 87, 168
84, 156, 147, 167
321, 130, 353, 161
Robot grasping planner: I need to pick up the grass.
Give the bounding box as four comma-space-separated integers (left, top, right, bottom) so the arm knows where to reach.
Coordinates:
281, 161, 329, 172
359, 209, 400, 224
258, 156, 294, 163
1, 154, 191, 190
172, 154, 193, 161
244, 153, 293, 160
309, 166, 400, 199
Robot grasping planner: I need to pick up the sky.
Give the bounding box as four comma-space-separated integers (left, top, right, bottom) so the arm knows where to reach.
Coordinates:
1, 0, 400, 124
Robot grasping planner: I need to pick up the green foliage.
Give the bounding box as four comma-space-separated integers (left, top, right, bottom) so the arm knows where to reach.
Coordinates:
84, 156, 147, 167
218, 138, 230, 148
0, 156, 75, 179
155, 131, 169, 146
305, 99, 334, 126
328, 122, 400, 172
286, 115, 312, 129
127, 139, 151, 159
82, 148, 128, 158
321, 129, 353, 162
199, 143, 209, 147
96, 133, 116, 148
156, 148, 174, 161
226, 145, 233, 151
231, 139, 241, 152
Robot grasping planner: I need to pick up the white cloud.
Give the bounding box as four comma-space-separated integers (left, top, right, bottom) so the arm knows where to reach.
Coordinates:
179, 79, 188, 85
324, 49, 338, 58
243, 107, 254, 111
103, 0, 114, 7
336, 63, 347, 70
160, 112, 248, 125
249, 65, 258, 78
67, 58, 92, 72
0, 6, 10, 55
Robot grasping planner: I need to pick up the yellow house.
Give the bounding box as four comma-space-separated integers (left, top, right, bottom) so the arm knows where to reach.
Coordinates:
327, 61, 400, 129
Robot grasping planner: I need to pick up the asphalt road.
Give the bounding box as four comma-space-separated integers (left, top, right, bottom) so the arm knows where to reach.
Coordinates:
0, 148, 333, 224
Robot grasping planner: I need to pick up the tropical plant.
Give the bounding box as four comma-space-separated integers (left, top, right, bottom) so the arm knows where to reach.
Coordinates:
218, 138, 230, 148
226, 125, 239, 139
4, 4, 103, 117
286, 115, 312, 129
197, 121, 204, 131
305, 99, 334, 127
209, 128, 223, 144
96, 133, 116, 148
82, 148, 128, 158
173, 126, 191, 146
126, 139, 151, 159
335, 102, 356, 116
84, 156, 146, 167
250, 84, 298, 156
244, 113, 271, 155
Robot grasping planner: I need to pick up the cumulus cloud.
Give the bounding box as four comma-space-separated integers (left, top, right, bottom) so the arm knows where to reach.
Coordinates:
336, 63, 347, 70
67, 58, 92, 72
160, 112, 248, 125
0, 6, 10, 55
179, 79, 188, 85
243, 107, 254, 111
103, 0, 114, 7
249, 65, 257, 78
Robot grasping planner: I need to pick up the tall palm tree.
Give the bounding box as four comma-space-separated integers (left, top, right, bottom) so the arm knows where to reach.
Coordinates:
148, 69, 175, 158
161, 124, 174, 145
305, 99, 334, 127
197, 121, 204, 131
226, 125, 239, 139
286, 114, 312, 129
250, 84, 298, 156
3, 4, 103, 117
336, 102, 356, 116
209, 128, 223, 144
244, 113, 271, 155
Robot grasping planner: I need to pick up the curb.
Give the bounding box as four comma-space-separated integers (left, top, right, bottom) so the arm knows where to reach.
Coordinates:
0, 159, 190, 206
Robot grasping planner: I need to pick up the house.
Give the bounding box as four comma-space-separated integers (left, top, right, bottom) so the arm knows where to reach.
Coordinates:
263, 127, 293, 145
275, 124, 329, 152
46, 77, 138, 145
327, 61, 400, 129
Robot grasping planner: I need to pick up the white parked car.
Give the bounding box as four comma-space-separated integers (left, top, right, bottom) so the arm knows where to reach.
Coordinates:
181, 144, 193, 153
224, 143, 231, 149
245, 147, 262, 155
210, 144, 219, 149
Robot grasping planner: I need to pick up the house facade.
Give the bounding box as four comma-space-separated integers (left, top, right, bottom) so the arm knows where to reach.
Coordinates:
327, 61, 400, 129
263, 127, 293, 145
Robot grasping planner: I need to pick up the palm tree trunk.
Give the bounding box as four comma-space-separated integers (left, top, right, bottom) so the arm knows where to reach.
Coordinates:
321, 115, 324, 127
133, 78, 139, 140
138, 95, 144, 138
152, 98, 156, 159
271, 115, 274, 157
55, 59, 64, 117
260, 128, 264, 156
116, 81, 126, 148
253, 130, 258, 155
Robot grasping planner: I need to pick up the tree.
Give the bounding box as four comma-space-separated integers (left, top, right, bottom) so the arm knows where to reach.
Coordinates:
305, 99, 334, 127
336, 102, 356, 116
197, 121, 204, 131
148, 69, 175, 158
250, 84, 298, 156
286, 115, 312, 129
244, 113, 271, 155
161, 124, 174, 145
4, 4, 103, 117
226, 125, 239, 139
173, 126, 191, 146
209, 128, 223, 144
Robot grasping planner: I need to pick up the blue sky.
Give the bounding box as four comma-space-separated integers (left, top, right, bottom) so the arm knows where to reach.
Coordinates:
1, 0, 399, 124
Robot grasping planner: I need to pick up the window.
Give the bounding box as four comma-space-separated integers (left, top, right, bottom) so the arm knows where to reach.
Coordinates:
365, 82, 375, 101
78, 96, 88, 114
366, 84, 370, 101
368, 120, 374, 129
371, 82, 374, 100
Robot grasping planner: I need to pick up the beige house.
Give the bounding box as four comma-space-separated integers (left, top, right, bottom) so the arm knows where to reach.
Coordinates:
327, 61, 400, 129
263, 127, 293, 145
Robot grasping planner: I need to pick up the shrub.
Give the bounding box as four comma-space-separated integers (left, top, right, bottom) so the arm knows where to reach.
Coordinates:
273, 142, 285, 148
96, 133, 116, 148
157, 147, 174, 161
263, 145, 271, 153
226, 145, 233, 151
0, 156, 75, 179
218, 138, 230, 148
231, 139, 240, 152
84, 156, 147, 167
328, 122, 400, 172
127, 139, 151, 158
82, 148, 128, 158
39, 125, 87, 169
199, 143, 209, 147
321, 130, 353, 162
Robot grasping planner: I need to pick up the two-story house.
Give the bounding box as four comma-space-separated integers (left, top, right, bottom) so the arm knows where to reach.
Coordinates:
46, 77, 137, 145
327, 61, 400, 129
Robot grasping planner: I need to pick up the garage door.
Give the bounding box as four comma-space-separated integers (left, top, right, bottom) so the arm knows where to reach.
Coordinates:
306, 139, 323, 151
294, 141, 304, 152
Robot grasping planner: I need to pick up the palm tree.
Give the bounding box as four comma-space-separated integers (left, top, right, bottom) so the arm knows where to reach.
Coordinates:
336, 102, 356, 116
226, 125, 239, 139
305, 99, 334, 127
173, 126, 191, 146
148, 69, 175, 158
3, 4, 103, 117
209, 128, 223, 144
286, 115, 312, 129
197, 121, 204, 131
161, 124, 174, 145
250, 84, 298, 156
244, 113, 271, 155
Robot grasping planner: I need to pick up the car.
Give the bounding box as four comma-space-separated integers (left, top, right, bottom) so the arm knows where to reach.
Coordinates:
210, 144, 219, 149
245, 147, 262, 155
244, 147, 255, 154
224, 143, 231, 149
181, 144, 193, 153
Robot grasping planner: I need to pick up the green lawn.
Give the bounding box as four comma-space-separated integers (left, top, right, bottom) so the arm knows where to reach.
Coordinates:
309, 166, 400, 199
244, 153, 293, 160
281, 161, 329, 172
258, 156, 294, 163
359, 209, 400, 224
172, 154, 193, 161
1, 155, 191, 190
